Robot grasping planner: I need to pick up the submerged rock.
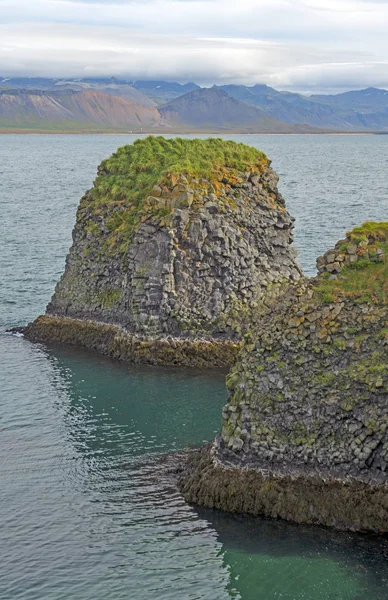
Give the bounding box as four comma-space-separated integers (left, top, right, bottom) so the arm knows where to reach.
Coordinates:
179, 222, 388, 531
24, 136, 301, 366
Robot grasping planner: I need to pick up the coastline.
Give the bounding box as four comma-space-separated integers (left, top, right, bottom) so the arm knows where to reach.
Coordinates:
177, 442, 388, 533
0, 129, 382, 135
22, 314, 241, 369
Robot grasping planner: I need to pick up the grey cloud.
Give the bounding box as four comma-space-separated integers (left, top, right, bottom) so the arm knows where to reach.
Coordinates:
0, 0, 388, 93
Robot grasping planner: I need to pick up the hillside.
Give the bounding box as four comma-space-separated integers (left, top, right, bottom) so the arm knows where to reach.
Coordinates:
0, 89, 162, 131
159, 88, 318, 133
0, 86, 322, 132
2, 77, 388, 131
53, 81, 156, 107
0, 76, 155, 107
220, 84, 388, 131
219, 84, 347, 129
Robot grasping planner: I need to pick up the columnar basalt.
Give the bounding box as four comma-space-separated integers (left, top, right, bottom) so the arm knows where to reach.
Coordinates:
24, 137, 301, 366
179, 222, 388, 531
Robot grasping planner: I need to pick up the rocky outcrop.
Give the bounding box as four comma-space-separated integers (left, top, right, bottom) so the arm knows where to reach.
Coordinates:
317, 223, 386, 277
179, 222, 388, 531
24, 137, 301, 366
24, 315, 240, 368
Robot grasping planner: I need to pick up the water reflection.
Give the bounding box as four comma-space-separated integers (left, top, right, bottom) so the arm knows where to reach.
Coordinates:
196, 509, 388, 600
44, 341, 388, 600
43, 342, 234, 600
46, 343, 227, 458
3, 335, 388, 600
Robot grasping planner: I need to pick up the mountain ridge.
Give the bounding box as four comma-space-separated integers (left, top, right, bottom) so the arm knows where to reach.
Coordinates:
0, 87, 323, 133
217, 84, 388, 130
0, 89, 163, 131
159, 87, 319, 133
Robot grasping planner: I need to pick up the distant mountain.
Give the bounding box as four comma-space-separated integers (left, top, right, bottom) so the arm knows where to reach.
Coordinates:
218, 84, 352, 129
0, 86, 322, 133
0, 89, 162, 130
311, 87, 388, 111
131, 80, 200, 104
3, 76, 388, 131
159, 87, 319, 132
308, 88, 388, 130
0, 77, 156, 107
52, 81, 156, 107
219, 84, 388, 131
3, 77, 388, 133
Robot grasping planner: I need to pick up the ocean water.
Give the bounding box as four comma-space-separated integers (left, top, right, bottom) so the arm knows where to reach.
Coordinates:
1, 133, 388, 600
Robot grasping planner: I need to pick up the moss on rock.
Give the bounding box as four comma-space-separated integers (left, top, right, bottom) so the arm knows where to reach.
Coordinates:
24, 136, 301, 365
316, 221, 388, 304
179, 221, 388, 531
179, 445, 388, 532
85, 136, 268, 254
25, 315, 240, 368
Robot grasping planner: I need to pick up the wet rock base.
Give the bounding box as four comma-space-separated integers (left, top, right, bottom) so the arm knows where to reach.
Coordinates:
178, 444, 388, 532
24, 315, 240, 368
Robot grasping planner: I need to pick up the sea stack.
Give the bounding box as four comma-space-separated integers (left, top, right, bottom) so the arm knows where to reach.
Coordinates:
179, 222, 388, 532
24, 136, 301, 367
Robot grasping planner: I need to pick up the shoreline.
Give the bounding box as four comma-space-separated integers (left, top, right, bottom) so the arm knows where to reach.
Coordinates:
177, 443, 388, 533
22, 314, 241, 369
0, 129, 384, 135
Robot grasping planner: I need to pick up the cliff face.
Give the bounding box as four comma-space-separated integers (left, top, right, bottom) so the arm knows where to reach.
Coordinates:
25, 137, 301, 366
179, 222, 388, 531
0, 89, 161, 130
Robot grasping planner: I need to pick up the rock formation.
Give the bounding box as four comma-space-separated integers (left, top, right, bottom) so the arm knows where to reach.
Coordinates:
24, 136, 301, 367
179, 222, 388, 532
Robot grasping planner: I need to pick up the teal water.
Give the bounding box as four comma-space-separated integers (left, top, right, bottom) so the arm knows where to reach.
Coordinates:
1, 134, 388, 599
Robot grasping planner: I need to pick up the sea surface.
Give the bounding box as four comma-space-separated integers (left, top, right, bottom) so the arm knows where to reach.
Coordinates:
1, 133, 388, 600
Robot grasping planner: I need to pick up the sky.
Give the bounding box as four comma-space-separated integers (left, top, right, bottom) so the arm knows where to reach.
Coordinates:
0, 0, 388, 93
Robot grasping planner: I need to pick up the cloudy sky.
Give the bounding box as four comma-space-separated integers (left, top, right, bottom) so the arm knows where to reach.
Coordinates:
1, 0, 388, 93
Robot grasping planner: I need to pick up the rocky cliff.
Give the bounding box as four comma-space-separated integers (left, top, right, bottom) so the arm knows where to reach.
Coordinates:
24, 136, 301, 367
179, 222, 388, 531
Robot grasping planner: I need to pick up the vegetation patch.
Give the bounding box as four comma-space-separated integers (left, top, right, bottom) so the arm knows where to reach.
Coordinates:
82, 136, 267, 254
97, 289, 122, 308
316, 222, 388, 305
347, 221, 388, 244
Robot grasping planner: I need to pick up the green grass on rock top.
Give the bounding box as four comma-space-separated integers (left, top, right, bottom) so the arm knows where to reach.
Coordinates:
92, 135, 266, 200
317, 221, 388, 305
83, 136, 267, 255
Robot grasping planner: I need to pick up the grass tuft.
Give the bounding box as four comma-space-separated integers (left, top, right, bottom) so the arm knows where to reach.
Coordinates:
316, 221, 388, 305
81, 136, 267, 254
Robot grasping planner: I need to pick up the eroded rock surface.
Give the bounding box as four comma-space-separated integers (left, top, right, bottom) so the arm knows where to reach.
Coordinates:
25, 137, 301, 366
179, 222, 388, 530
47, 161, 299, 336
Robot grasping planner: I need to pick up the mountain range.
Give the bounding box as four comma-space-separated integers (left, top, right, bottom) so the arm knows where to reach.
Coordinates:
1, 76, 388, 133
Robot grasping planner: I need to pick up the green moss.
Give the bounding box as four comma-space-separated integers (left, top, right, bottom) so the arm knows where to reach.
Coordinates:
97, 289, 122, 308
87, 222, 99, 235
316, 222, 388, 305
332, 338, 347, 351
348, 221, 388, 242
83, 136, 267, 255
376, 327, 388, 340
313, 372, 336, 386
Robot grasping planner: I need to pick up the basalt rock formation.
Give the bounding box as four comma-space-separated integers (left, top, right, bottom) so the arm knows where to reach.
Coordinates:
24, 136, 301, 367
179, 222, 388, 531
